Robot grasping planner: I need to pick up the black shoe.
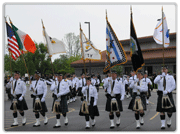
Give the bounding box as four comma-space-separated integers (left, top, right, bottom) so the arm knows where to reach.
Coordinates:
65, 123, 68, 126
110, 126, 115, 129
85, 127, 90, 129
33, 124, 40, 127
53, 125, 61, 128
92, 124, 95, 127
140, 123, 144, 126
161, 126, 165, 129
116, 123, 120, 127
136, 126, 140, 129
44, 122, 48, 125
22, 122, 26, 126
167, 124, 171, 128
11, 124, 18, 127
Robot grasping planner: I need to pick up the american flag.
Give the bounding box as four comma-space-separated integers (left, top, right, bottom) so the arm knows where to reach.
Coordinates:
5, 22, 21, 60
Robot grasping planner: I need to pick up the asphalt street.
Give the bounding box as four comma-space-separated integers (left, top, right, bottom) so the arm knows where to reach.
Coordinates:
4, 85, 176, 131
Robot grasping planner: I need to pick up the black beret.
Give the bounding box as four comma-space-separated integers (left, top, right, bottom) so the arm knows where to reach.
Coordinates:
111, 70, 117, 74
137, 70, 143, 75
161, 65, 168, 69
14, 71, 20, 74
86, 77, 91, 81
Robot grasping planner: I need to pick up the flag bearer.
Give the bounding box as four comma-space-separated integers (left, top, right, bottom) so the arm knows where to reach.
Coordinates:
154, 66, 176, 129
6, 71, 28, 127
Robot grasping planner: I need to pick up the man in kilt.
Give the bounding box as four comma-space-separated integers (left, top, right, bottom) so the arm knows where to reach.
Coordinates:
78, 73, 86, 101
103, 71, 125, 129
129, 70, 137, 97
79, 77, 99, 129
29, 71, 48, 127
143, 71, 152, 105
6, 71, 28, 127
50, 73, 70, 128
72, 73, 79, 102
154, 66, 176, 129
128, 70, 148, 129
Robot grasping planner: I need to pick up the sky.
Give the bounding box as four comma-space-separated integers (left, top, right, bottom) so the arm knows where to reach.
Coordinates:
3, 3, 176, 61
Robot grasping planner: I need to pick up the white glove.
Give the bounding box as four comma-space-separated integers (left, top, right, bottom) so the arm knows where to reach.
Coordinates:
10, 77, 13, 82
18, 96, 23, 101
93, 100, 97, 106
134, 79, 139, 83
120, 95, 124, 101
163, 91, 168, 95
162, 72, 166, 77
57, 93, 61, 98
41, 97, 45, 102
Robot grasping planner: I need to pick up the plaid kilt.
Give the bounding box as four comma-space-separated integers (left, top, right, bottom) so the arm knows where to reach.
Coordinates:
128, 92, 146, 111
10, 94, 28, 111
156, 91, 176, 113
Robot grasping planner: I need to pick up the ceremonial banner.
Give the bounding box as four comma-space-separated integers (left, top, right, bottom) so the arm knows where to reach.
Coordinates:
42, 23, 66, 56
10, 22, 36, 53
80, 27, 102, 61
153, 12, 170, 48
130, 13, 144, 73
103, 13, 127, 72
5, 22, 21, 60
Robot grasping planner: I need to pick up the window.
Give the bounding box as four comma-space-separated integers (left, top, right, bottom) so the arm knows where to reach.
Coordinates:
125, 67, 132, 75
82, 69, 88, 74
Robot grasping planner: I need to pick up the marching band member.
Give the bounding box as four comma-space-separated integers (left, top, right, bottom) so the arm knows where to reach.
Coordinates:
104, 71, 125, 129
6, 71, 28, 127
95, 76, 100, 92
124, 75, 131, 99
129, 70, 137, 97
29, 71, 48, 127
78, 73, 86, 102
143, 71, 152, 105
154, 66, 176, 129
66, 74, 72, 104
79, 77, 99, 129
72, 73, 79, 102
128, 70, 148, 129
50, 73, 70, 128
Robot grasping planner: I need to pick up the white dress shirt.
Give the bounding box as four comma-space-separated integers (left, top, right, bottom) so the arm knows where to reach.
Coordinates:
154, 74, 176, 93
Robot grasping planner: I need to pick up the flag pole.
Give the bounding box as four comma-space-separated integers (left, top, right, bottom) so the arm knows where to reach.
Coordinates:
162, 6, 165, 67
9, 18, 32, 84
41, 19, 55, 80
80, 23, 87, 75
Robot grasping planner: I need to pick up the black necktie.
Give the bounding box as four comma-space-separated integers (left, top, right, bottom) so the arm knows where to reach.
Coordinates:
82, 79, 84, 86
163, 76, 166, 90
57, 81, 60, 94
133, 76, 134, 80
145, 78, 146, 82
87, 86, 89, 103
13, 80, 17, 93
35, 80, 38, 94
111, 80, 115, 93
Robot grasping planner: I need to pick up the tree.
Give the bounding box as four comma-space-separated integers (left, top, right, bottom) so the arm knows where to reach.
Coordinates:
63, 33, 81, 57
112, 65, 123, 76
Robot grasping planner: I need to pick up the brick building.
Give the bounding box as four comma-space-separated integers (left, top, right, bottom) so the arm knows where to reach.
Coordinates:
71, 33, 176, 77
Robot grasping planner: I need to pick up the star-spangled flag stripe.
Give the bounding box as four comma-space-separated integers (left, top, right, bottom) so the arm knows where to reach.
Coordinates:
6, 22, 21, 60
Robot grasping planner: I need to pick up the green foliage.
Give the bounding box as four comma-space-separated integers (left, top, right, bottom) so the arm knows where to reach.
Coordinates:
111, 65, 123, 76
4, 42, 81, 76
